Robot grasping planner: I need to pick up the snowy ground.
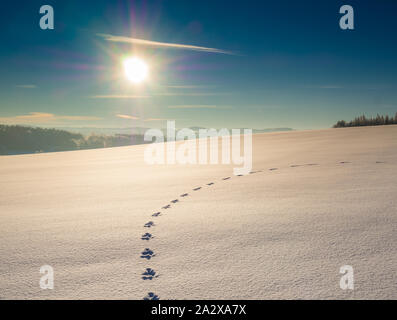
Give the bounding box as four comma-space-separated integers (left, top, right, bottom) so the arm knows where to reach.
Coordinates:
1, 126, 397, 299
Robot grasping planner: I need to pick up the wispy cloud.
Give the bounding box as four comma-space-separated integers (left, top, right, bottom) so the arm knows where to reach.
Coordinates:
89, 92, 228, 99
16, 84, 37, 89
59, 115, 102, 121
318, 85, 343, 89
304, 85, 343, 89
98, 33, 235, 55
155, 92, 230, 97
89, 95, 150, 99
168, 105, 231, 109
0, 112, 101, 124
165, 85, 216, 89
116, 114, 140, 120
143, 118, 179, 122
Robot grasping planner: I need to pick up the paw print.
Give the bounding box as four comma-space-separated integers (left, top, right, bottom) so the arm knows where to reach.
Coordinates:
144, 221, 155, 228
141, 233, 153, 241
143, 292, 159, 300
140, 248, 155, 260
142, 268, 158, 280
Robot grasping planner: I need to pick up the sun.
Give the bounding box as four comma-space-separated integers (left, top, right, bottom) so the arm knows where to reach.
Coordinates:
123, 57, 149, 84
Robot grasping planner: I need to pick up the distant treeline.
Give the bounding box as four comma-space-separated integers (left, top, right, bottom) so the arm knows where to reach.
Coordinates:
0, 125, 147, 155
333, 113, 397, 128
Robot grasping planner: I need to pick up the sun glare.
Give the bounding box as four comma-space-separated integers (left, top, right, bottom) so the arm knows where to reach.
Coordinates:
123, 57, 148, 84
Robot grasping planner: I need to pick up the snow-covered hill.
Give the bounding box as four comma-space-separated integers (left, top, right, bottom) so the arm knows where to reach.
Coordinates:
1, 126, 396, 299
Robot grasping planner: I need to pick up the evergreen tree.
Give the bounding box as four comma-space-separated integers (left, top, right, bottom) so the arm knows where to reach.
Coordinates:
333, 113, 397, 128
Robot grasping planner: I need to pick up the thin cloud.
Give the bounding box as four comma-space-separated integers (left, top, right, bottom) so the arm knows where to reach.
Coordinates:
318, 85, 343, 89
154, 92, 230, 97
304, 85, 343, 89
60, 115, 102, 121
168, 105, 218, 109
116, 114, 140, 120
98, 33, 235, 55
165, 85, 216, 89
89, 92, 228, 99
89, 95, 150, 99
0, 112, 101, 124
16, 84, 37, 89
144, 118, 178, 122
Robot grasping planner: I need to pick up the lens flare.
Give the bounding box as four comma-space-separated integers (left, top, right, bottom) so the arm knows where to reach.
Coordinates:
123, 57, 148, 83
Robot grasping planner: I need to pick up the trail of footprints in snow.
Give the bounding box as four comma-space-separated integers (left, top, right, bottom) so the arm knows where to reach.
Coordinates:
140, 160, 386, 299
141, 233, 153, 241
141, 248, 156, 260
142, 268, 159, 280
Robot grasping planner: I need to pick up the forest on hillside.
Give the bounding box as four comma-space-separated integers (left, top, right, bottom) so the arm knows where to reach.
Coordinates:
333, 113, 397, 128
0, 125, 146, 155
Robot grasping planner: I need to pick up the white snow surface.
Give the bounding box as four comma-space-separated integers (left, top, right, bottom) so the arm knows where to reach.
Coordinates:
1, 126, 397, 299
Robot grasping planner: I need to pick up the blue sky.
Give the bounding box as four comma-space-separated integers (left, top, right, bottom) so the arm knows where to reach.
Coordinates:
0, 0, 396, 130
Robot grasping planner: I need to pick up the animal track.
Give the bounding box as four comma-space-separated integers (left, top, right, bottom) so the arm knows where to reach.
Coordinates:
143, 292, 159, 300
142, 268, 158, 280
144, 221, 155, 228
141, 233, 153, 241
139, 159, 376, 298
141, 248, 155, 260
